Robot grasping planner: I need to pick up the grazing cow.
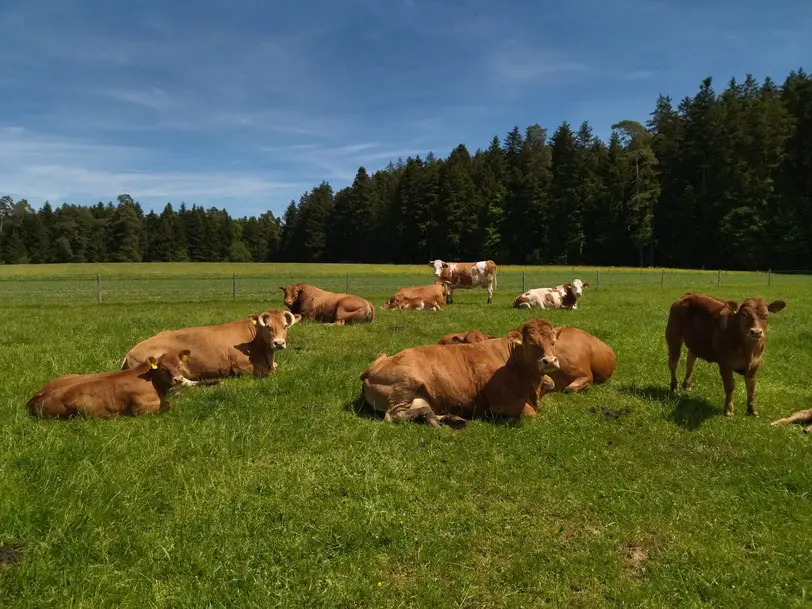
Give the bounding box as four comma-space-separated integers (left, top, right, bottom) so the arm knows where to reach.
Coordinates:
280, 283, 375, 325
513, 282, 589, 310
359, 318, 561, 429
428, 260, 498, 304
771, 408, 812, 433
437, 324, 615, 393
122, 309, 300, 382
28, 351, 190, 418
665, 293, 786, 417
382, 282, 451, 311
437, 330, 497, 345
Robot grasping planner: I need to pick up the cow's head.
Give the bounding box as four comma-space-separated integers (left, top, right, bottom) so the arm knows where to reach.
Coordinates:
439, 280, 451, 299
570, 279, 588, 297
725, 297, 786, 342
513, 293, 531, 309
279, 284, 303, 310
438, 330, 496, 345
249, 309, 301, 350
508, 319, 562, 373
146, 350, 191, 388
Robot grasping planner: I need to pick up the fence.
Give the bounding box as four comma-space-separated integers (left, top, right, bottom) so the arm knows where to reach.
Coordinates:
0, 267, 805, 305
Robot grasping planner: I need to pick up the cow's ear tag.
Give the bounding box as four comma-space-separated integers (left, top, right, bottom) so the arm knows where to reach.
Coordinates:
252, 319, 257, 325
181, 354, 189, 362
150, 363, 158, 370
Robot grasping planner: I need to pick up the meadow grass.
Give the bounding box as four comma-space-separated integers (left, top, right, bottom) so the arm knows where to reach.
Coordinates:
1, 263, 811, 607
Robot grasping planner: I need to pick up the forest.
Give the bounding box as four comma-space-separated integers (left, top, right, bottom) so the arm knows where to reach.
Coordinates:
1, 69, 811, 271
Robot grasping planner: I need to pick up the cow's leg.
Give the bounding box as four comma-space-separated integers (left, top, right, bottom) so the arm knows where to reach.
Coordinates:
771, 408, 812, 427
681, 351, 697, 391
521, 403, 536, 417
487, 281, 494, 304
562, 375, 594, 393
384, 398, 467, 429
719, 365, 736, 416
744, 367, 759, 417
668, 343, 681, 395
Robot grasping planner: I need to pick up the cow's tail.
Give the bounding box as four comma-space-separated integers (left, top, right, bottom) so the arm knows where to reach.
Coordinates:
367, 302, 376, 323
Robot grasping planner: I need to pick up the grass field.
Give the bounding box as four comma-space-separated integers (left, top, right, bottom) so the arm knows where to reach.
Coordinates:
1, 263, 811, 607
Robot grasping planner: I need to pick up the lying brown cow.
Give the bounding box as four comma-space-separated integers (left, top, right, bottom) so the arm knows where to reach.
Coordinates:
28, 351, 189, 418
122, 309, 300, 382
382, 282, 450, 310
429, 259, 498, 304
438, 324, 615, 392
666, 293, 786, 417
280, 283, 375, 324
360, 318, 560, 429
437, 330, 497, 345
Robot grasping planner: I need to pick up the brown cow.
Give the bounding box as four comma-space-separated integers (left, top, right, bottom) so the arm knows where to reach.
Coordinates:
666, 293, 786, 417
28, 351, 190, 418
429, 260, 498, 304
771, 408, 812, 433
437, 330, 497, 345
280, 283, 375, 325
382, 282, 451, 311
122, 309, 300, 382
437, 324, 615, 393
359, 318, 561, 429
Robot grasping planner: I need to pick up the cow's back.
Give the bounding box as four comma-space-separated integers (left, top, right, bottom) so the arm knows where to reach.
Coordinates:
667, 294, 729, 362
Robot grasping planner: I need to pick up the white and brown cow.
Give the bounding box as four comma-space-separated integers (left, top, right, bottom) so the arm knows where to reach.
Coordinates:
513, 281, 589, 310
428, 260, 498, 304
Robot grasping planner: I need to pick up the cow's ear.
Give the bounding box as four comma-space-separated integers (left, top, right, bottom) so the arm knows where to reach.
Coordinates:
582, 282, 590, 288
555, 326, 565, 339
441, 263, 449, 268
146, 356, 158, 370
294, 313, 302, 323
179, 349, 191, 362
725, 300, 739, 313
428, 261, 435, 267
450, 335, 464, 343
444, 280, 451, 286
248, 314, 259, 326
278, 286, 286, 292
283, 311, 298, 327
507, 329, 522, 345
768, 300, 787, 313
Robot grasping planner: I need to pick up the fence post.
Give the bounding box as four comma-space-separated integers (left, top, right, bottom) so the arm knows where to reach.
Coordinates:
768, 269, 771, 287
232, 273, 237, 300
596, 270, 600, 291
522, 271, 526, 293
717, 269, 721, 287
346, 273, 350, 293
97, 274, 102, 304
660, 268, 664, 288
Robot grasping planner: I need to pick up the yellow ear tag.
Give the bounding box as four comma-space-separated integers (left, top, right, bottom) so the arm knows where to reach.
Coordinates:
181, 354, 189, 362
252, 319, 257, 325
150, 363, 158, 369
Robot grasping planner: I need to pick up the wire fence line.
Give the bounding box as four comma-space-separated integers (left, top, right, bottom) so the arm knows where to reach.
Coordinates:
0, 267, 806, 305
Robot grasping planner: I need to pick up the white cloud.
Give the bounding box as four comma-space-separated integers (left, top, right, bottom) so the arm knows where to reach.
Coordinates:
0, 127, 303, 206
488, 42, 589, 85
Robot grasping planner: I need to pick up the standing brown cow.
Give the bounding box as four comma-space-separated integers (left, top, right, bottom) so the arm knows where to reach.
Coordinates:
665, 293, 786, 417
360, 318, 560, 429
280, 283, 375, 325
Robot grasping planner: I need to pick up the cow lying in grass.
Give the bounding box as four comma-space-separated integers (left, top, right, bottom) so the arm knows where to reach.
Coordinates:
666, 293, 786, 417
439, 324, 615, 393
382, 282, 451, 311
28, 351, 190, 418
513, 281, 589, 310
771, 408, 812, 433
122, 309, 299, 382
280, 283, 375, 325
359, 318, 560, 429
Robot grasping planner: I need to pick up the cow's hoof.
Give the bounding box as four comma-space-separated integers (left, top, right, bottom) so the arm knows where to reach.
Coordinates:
746, 410, 759, 418
681, 382, 692, 391
439, 415, 468, 430
725, 411, 734, 417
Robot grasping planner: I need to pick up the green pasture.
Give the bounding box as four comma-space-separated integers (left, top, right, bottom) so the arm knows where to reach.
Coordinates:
1, 263, 810, 607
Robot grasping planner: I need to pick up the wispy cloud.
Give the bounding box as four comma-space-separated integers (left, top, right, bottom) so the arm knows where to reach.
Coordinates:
487, 42, 589, 86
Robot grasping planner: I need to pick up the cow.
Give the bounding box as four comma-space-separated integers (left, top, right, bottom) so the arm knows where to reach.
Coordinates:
771, 408, 812, 433
121, 309, 300, 382
382, 282, 451, 311
359, 318, 561, 429
665, 293, 786, 417
428, 260, 498, 304
437, 324, 615, 393
513, 281, 589, 310
280, 283, 375, 325
437, 330, 497, 345
27, 350, 190, 418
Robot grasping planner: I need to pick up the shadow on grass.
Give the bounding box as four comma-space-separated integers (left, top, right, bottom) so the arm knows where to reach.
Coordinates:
343, 393, 523, 428
618, 383, 720, 430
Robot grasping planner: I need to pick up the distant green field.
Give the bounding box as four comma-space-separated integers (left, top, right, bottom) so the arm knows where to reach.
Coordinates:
1, 263, 810, 607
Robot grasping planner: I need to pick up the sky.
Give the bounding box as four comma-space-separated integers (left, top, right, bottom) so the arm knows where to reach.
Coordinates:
1, 0, 810, 218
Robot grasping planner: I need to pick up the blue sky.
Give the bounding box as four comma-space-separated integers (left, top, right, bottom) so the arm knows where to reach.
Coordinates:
1, 0, 810, 218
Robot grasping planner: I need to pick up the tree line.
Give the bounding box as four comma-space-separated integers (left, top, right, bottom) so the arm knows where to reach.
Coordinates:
2, 69, 810, 270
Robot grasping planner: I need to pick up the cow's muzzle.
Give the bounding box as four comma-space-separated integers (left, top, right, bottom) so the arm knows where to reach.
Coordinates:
541, 356, 560, 371
272, 339, 287, 349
